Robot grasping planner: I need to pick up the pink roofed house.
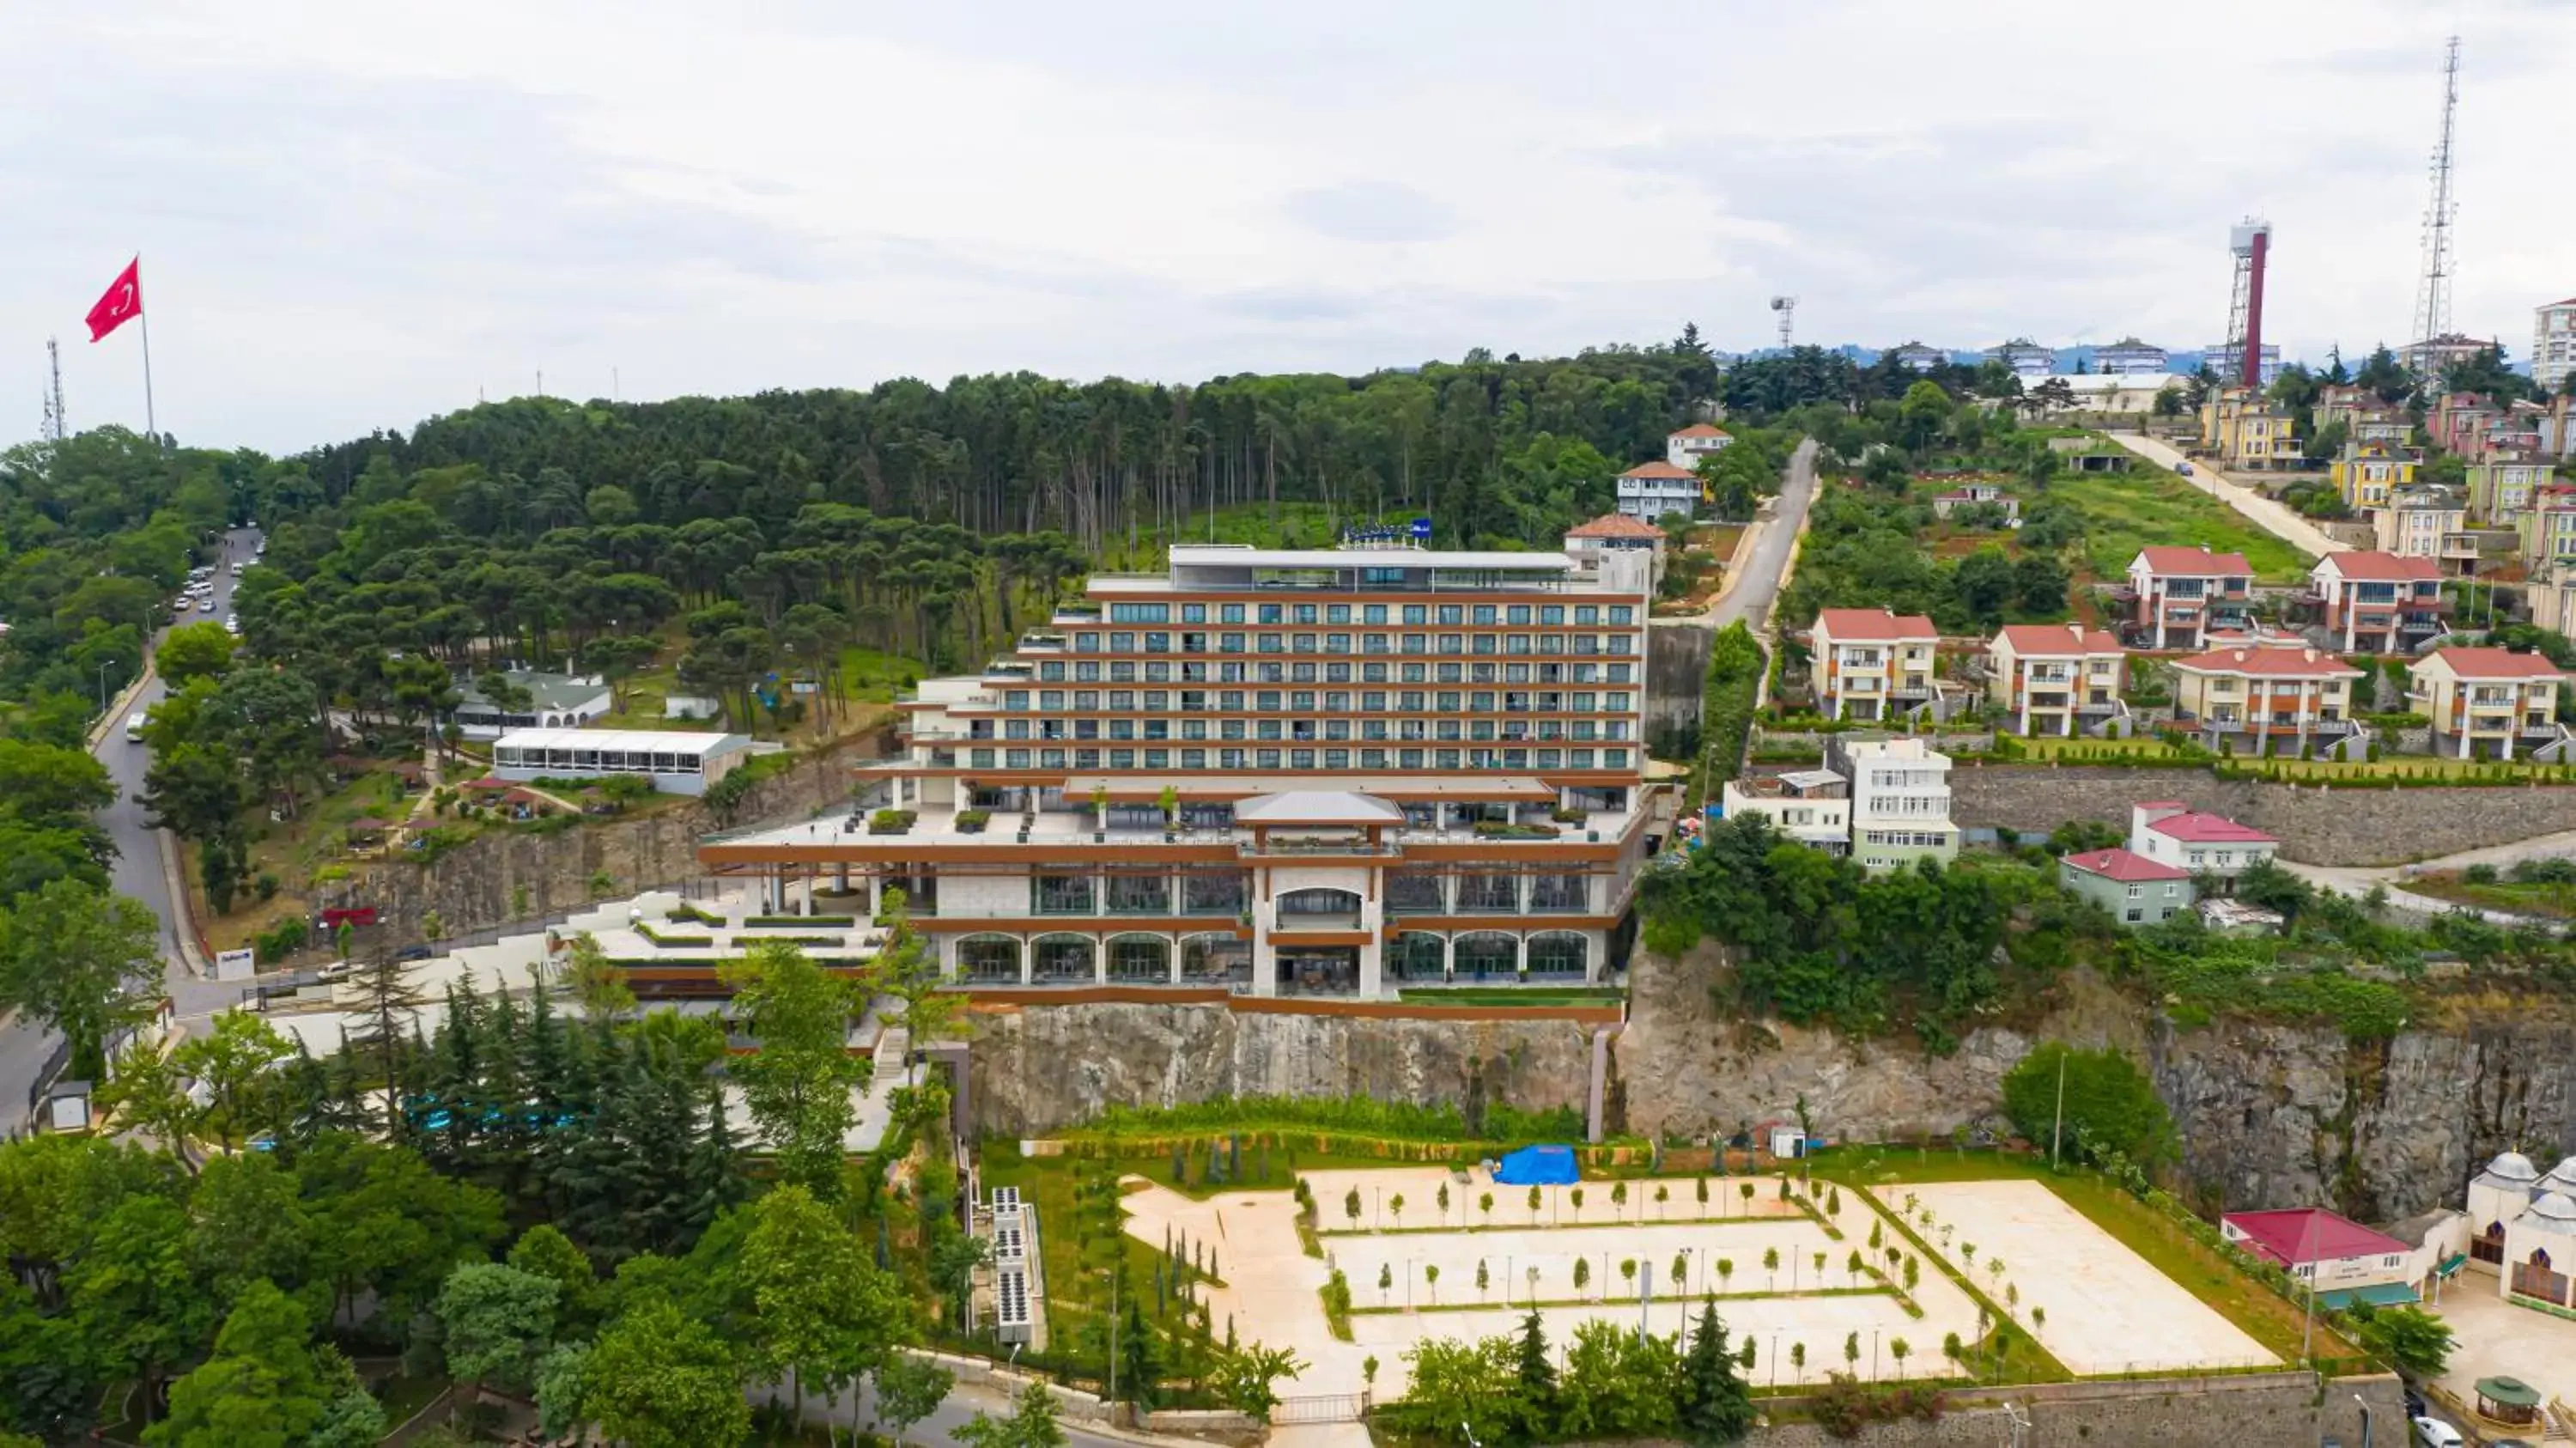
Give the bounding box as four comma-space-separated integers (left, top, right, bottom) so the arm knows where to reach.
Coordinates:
2123, 546, 2254, 649
2057, 847, 2193, 926
2221, 1208, 2427, 1306
2127, 802, 2278, 887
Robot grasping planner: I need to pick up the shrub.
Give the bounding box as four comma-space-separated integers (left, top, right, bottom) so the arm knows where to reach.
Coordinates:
869, 808, 918, 834
2464, 863, 2500, 885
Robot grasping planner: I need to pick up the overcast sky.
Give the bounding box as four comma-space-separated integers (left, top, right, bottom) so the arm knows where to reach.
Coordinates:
2, 1, 2568, 454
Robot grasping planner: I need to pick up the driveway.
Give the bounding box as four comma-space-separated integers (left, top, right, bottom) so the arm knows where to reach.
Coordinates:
2105, 432, 2343, 558
2280, 828, 2576, 928
1704, 438, 1818, 635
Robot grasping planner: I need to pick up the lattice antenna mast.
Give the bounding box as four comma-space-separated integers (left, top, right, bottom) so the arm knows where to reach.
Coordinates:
40, 337, 66, 442
2410, 35, 2461, 359
2223, 221, 2271, 389
1769, 295, 1795, 350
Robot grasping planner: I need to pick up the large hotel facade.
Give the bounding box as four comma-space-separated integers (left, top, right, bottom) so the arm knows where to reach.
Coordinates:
700, 528, 1662, 999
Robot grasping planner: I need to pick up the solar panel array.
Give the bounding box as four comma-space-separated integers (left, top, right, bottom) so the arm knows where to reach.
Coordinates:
996, 1265, 1031, 1329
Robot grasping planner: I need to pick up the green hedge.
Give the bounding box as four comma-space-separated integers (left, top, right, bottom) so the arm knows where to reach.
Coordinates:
1702, 622, 1766, 788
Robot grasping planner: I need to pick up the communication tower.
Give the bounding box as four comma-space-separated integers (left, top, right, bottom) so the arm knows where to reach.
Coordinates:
39, 338, 66, 442
2223, 221, 2272, 390
1769, 295, 1795, 351
2409, 35, 2462, 364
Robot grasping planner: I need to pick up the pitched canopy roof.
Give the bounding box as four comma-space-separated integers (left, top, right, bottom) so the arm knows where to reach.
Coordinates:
2168, 647, 2364, 679
2062, 848, 2188, 883
2133, 545, 2254, 575
2317, 551, 2443, 583
1232, 790, 1406, 826
2421, 646, 2563, 681
1620, 461, 1697, 478
2224, 1208, 2412, 1266
1566, 513, 1665, 540
1669, 423, 1731, 439
1995, 623, 2123, 656
1814, 607, 1938, 642
2147, 812, 2278, 845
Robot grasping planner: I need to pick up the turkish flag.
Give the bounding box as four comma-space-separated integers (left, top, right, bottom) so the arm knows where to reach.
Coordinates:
86, 257, 143, 342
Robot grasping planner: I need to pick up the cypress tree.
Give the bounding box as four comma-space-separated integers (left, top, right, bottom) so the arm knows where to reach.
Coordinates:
1676, 1302, 1754, 1445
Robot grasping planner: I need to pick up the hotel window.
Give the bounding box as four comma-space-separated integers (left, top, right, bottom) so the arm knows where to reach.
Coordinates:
1257, 634, 1284, 653
1472, 605, 1498, 624
1294, 604, 1318, 624
1507, 605, 1532, 624
1005, 749, 1031, 768
1181, 749, 1206, 768
1109, 662, 1137, 682
1403, 605, 1428, 624
1438, 605, 1464, 625
1109, 749, 1135, 768
1039, 691, 1065, 711
1399, 749, 1425, 769
1257, 749, 1282, 769
1363, 605, 1388, 624
1259, 604, 1284, 624
1575, 605, 1600, 624
1181, 604, 1206, 623
1540, 605, 1564, 624
1327, 604, 1351, 624
1221, 748, 1247, 769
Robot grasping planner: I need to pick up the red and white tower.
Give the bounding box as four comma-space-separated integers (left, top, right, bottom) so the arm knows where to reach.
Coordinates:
2224, 219, 2272, 390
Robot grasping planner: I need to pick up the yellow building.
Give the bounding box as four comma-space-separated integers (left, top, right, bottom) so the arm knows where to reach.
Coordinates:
2329, 440, 2419, 511
2197, 386, 2303, 471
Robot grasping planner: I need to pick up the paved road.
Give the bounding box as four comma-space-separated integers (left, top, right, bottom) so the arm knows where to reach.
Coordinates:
1706, 437, 1819, 634
2282, 826, 2576, 928
2105, 431, 2345, 558
1, 526, 259, 1130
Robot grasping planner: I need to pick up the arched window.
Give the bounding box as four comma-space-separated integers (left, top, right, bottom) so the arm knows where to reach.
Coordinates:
1108, 934, 1170, 983
1180, 934, 1250, 984
1527, 932, 1588, 979
956, 934, 1022, 984
1278, 888, 1361, 919
1389, 933, 1446, 982
1454, 932, 1516, 980
1033, 934, 1095, 983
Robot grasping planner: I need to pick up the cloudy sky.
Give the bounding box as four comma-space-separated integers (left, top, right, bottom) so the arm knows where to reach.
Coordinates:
2, 1, 2568, 453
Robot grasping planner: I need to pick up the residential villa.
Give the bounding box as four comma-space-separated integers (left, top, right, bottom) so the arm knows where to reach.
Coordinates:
2372, 484, 2477, 574
1930, 480, 2020, 522
1615, 460, 1701, 522
2128, 802, 2280, 886
1717, 770, 1850, 855
2515, 485, 2576, 572
2197, 386, 2301, 471
2464, 1151, 2576, 1312
2090, 337, 2168, 375
2059, 849, 2192, 926
1562, 512, 1669, 597
694, 533, 1656, 997
2403, 333, 2496, 379
1831, 736, 1959, 873
2465, 454, 2555, 526
1984, 338, 2057, 380
2123, 545, 2254, 648
1807, 608, 1938, 723
2407, 646, 2565, 760
2303, 552, 2446, 654
1665, 423, 1734, 472
2165, 646, 2364, 745
1886, 341, 1947, 373
2328, 439, 2418, 512
1984, 623, 2124, 736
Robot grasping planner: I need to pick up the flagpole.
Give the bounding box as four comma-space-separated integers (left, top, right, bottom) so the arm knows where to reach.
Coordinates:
137, 255, 158, 445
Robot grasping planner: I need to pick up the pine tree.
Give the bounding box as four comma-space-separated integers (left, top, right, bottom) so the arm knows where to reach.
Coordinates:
1513, 1310, 1556, 1428
1676, 1303, 1754, 1445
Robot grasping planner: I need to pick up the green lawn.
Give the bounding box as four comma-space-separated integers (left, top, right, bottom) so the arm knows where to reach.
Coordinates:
2052, 472, 2313, 584
2405, 873, 2576, 918
1806, 1146, 2356, 1366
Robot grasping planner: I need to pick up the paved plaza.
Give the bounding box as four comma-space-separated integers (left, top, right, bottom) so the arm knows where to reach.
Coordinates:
1880, 1180, 2275, 1376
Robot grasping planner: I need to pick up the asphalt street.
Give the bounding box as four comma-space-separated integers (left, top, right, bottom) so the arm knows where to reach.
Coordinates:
1706, 438, 1818, 634
1, 526, 259, 1130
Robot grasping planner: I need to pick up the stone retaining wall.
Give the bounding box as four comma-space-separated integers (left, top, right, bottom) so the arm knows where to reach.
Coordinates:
1949, 763, 2576, 864
1741, 1371, 2400, 1447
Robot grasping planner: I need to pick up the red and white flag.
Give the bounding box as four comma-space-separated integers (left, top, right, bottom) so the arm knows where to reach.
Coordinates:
87, 257, 143, 342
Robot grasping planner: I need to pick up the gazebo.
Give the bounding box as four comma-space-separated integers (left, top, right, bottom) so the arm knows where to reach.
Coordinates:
2474, 1375, 2543, 1429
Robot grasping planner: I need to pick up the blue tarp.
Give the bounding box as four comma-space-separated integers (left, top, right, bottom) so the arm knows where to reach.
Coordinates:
1493, 1144, 1580, 1185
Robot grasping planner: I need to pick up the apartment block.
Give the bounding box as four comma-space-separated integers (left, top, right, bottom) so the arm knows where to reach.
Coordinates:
696, 536, 1655, 999
2166, 646, 2364, 742
2304, 552, 2446, 654
2517, 487, 2576, 573
1808, 608, 1938, 722
2464, 455, 2555, 527
1985, 624, 2124, 736
2409, 646, 2565, 760
1830, 736, 1959, 873
2123, 546, 2254, 648
2537, 296, 2576, 395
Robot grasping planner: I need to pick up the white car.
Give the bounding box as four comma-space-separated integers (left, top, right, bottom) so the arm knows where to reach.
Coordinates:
222, 615, 240, 636
2411, 1417, 2463, 1448
198, 598, 216, 612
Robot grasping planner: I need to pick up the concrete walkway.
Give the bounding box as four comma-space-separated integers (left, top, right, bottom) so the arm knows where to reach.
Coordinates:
2105, 432, 2343, 558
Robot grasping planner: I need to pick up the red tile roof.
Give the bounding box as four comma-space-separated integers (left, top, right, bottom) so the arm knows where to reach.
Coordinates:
1566, 513, 1665, 540
2134, 545, 2254, 575
2061, 847, 2189, 883
1620, 461, 1697, 478
2223, 1208, 2411, 1267
1670, 423, 1731, 439
1814, 607, 1938, 642
2146, 812, 2278, 845
2422, 646, 2563, 680
1995, 623, 2123, 656
2168, 646, 2364, 679
2317, 551, 2443, 583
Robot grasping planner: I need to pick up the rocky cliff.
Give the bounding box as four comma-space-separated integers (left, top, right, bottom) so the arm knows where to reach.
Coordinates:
1610, 946, 2576, 1220
965, 999, 1597, 1136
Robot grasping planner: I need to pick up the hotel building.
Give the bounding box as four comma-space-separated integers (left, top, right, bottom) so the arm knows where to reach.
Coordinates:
700, 536, 1658, 998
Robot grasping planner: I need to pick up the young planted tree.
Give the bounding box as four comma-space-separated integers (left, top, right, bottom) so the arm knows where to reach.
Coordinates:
1574, 1257, 1592, 1298
1762, 1247, 1780, 1289
1716, 1257, 1735, 1294
720, 942, 863, 1197
1611, 1182, 1628, 1220
1476, 1259, 1490, 1299
1654, 1183, 1670, 1220
1389, 1192, 1406, 1229
1696, 1177, 1710, 1216
1424, 1264, 1439, 1305
1345, 1187, 1363, 1231
1738, 1182, 1755, 1215
1479, 1190, 1494, 1226
1437, 1183, 1450, 1221
1528, 1185, 1542, 1224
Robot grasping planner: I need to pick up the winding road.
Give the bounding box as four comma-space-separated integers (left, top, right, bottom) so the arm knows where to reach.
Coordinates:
2, 526, 259, 1131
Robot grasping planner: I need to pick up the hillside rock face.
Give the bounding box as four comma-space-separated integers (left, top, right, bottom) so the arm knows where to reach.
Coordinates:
969, 946, 2576, 1221
966, 1000, 1596, 1136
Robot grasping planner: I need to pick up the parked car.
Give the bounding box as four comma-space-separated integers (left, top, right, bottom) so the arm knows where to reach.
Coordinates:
393, 944, 434, 962
2411, 1417, 2463, 1447
2176, 461, 2194, 476
198, 598, 216, 612
2403, 1389, 2427, 1419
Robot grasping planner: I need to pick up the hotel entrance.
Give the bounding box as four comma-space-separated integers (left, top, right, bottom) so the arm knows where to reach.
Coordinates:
1277, 946, 1359, 996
